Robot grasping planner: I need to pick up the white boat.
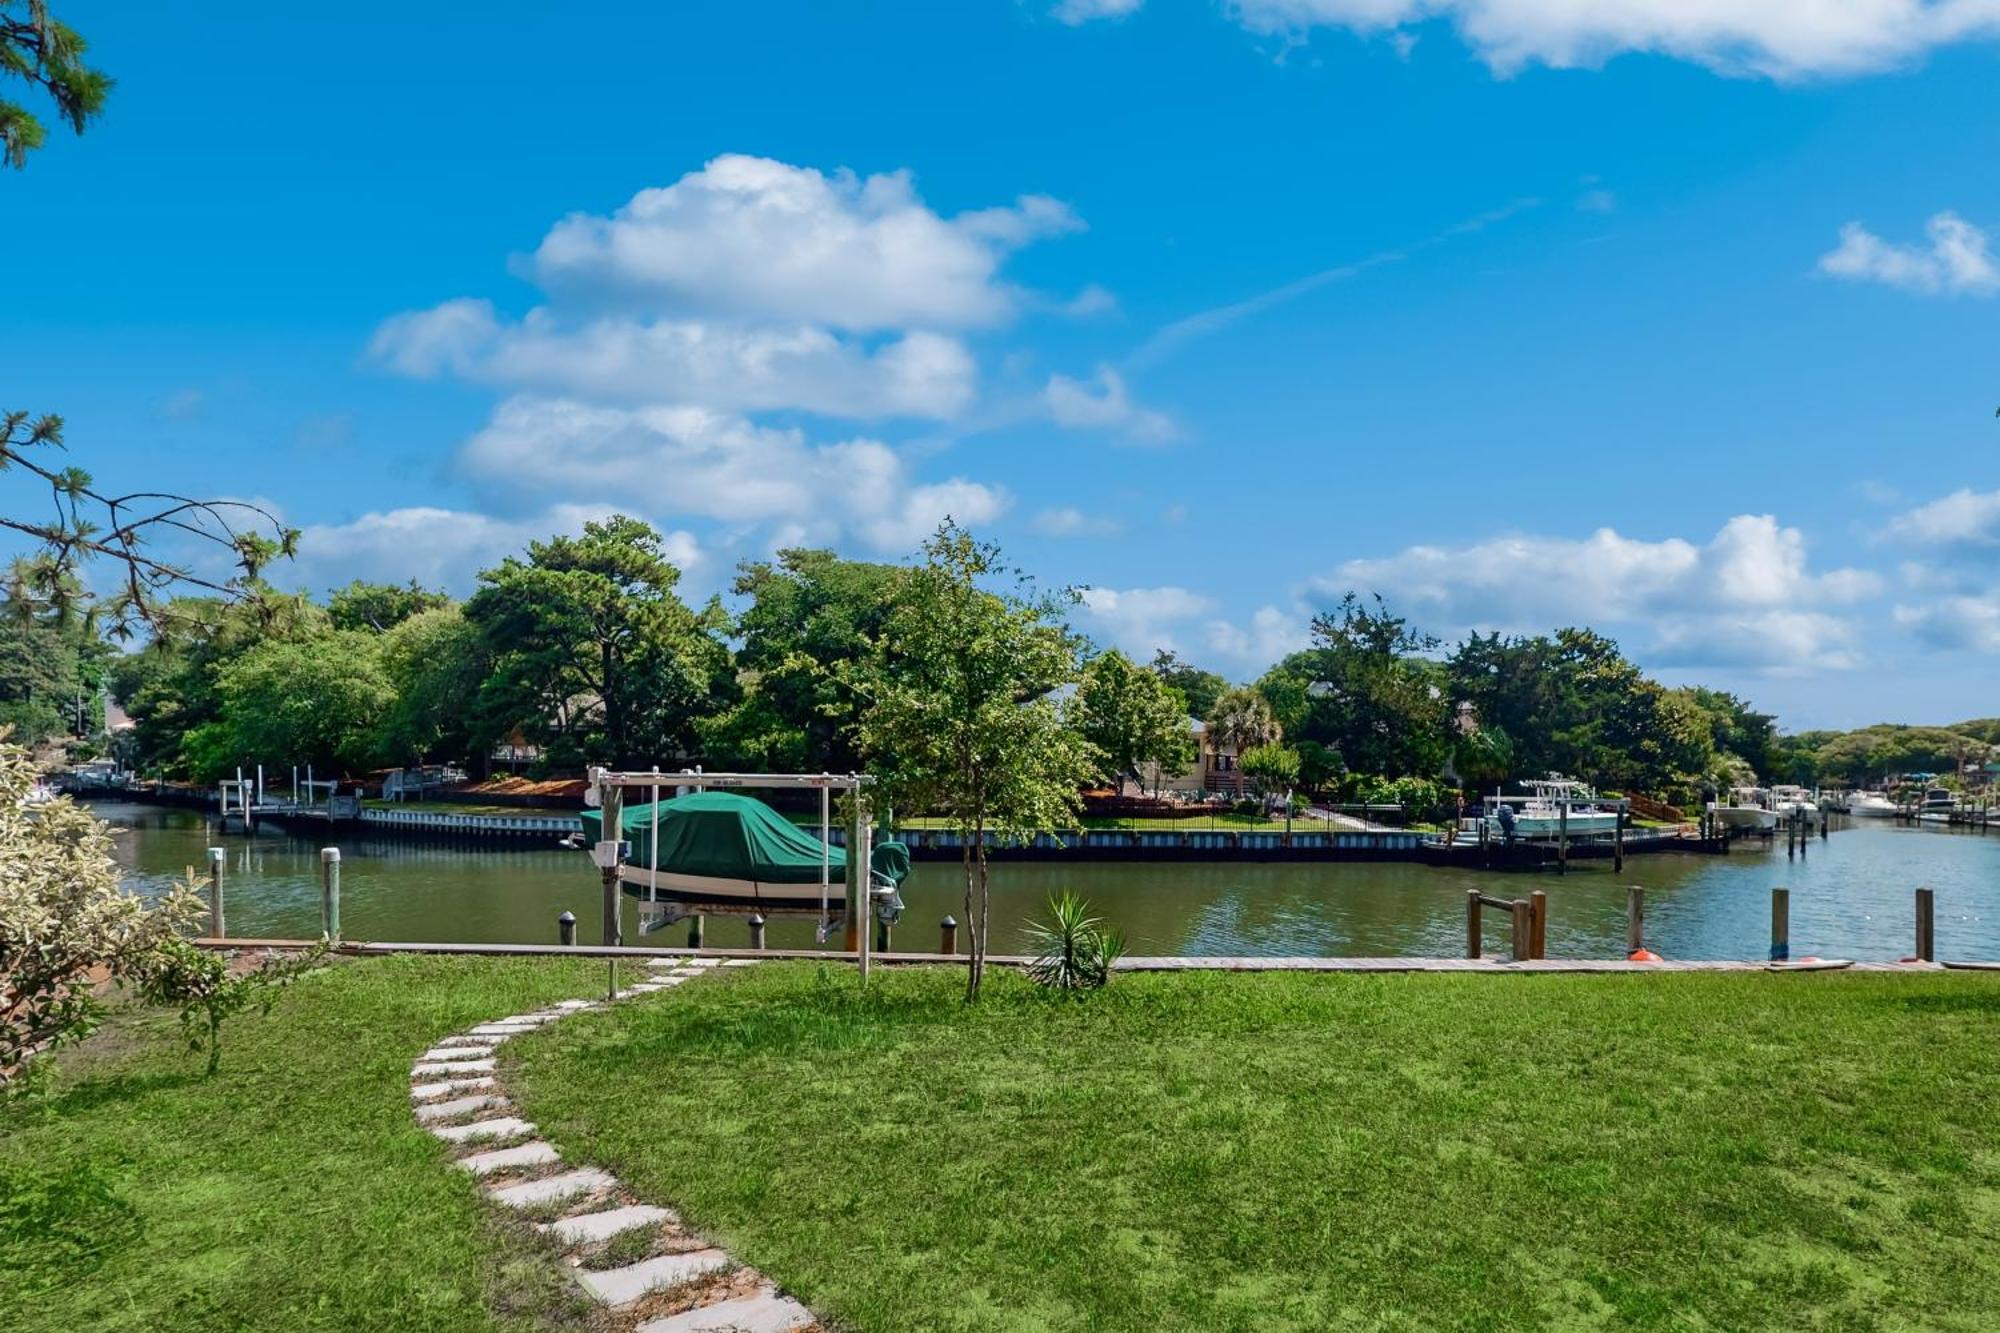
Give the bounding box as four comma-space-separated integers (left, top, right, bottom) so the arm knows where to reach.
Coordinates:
1916, 787, 1958, 824
1847, 791, 1900, 818
1769, 785, 1819, 818
1476, 776, 1621, 841
1710, 786, 1778, 832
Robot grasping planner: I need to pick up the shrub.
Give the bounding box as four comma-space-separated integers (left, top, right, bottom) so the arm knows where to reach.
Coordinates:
1025, 891, 1124, 992
133, 936, 325, 1076
0, 742, 201, 1084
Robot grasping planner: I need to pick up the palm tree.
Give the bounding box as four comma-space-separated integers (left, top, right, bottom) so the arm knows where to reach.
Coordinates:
1206, 686, 1282, 753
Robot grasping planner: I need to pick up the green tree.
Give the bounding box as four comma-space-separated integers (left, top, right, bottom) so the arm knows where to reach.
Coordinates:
1205, 685, 1281, 754
465, 515, 727, 770
190, 631, 394, 779
1, 2, 109, 170
713, 548, 899, 772
1267, 593, 1449, 780
849, 523, 1095, 1001
1148, 649, 1226, 720
1238, 742, 1301, 799
326, 580, 452, 633
374, 606, 489, 767
1074, 649, 1194, 792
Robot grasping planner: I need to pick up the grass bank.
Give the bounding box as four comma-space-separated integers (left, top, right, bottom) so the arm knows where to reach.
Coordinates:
0, 954, 604, 1333
515, 964, 2000, 1332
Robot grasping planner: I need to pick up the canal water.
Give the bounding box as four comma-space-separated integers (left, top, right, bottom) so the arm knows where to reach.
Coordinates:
96, 802, 2000, 962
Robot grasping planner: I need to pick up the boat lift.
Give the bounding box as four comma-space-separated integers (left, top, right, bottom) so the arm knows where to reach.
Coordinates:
584, 767, 889, 975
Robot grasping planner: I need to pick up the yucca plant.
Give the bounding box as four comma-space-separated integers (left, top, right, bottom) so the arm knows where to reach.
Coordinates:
1025, 890, 1125, 992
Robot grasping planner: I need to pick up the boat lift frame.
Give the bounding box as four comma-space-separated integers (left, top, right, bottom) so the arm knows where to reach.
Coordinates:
585, 768, 883, 976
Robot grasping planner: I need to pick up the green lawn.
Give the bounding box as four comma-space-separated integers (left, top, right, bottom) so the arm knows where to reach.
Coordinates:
513, 964, 2000, 1332
0, 955, 603, 1333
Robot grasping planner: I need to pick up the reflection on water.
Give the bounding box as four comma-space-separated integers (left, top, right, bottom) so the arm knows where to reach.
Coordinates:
98, 802, 2000, 962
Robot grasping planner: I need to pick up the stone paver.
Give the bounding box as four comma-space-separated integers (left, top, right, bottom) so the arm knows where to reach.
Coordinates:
576, 1249, 730, 1305
414, 1093, 502, 1123
433, 1115, 534, 1144
408, 959, 809, 1322
412, 1076, 495, 1099
488, 1167, 616, 1209
458, 1141, 560, 1176
541, 1203, 674, 1245
638, 1290, 815, 1332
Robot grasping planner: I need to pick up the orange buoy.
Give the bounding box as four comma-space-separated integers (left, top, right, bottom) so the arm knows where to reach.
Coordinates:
1628, 949, 1663, 962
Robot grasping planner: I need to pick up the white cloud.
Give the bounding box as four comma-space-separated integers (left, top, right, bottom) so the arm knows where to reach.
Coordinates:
292, 503, 697, 595
1042, 366, 1177, 441
1819, 211, 2000, 295
1054, 0, 1145, 23
1078, 585, 1217, 656
156, 388, 204, 422
1896, 595, 2000, 651
1884, 486, 2000, 550
530, 154, 1079, 332
1031, 506, 1122, 538
451, 396, 1005, 554
1576, 187, 1617, 214
1323, 514, 1879, 671
1205, 606, 1312, 666
1223, 0, 2000, 79
370, 299, 976, 420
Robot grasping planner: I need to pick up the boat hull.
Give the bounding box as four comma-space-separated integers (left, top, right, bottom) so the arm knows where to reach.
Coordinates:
618, 864, 838, 913
1712, 807, 1778, 831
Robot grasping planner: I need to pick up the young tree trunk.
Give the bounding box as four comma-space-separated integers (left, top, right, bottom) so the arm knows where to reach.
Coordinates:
960, 839, 978, 1003
971, 827, 990, 1000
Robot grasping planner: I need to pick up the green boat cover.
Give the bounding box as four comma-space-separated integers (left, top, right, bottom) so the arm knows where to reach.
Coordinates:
579, 790, 907, 886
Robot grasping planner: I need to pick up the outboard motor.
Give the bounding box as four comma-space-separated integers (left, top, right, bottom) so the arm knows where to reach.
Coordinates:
1495, 802, 1517, 845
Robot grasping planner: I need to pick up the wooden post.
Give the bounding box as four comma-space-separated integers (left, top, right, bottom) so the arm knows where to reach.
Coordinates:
206, 846, 225, 938
597, 780, 624, 950
748, 914, 766, 950
1626, 885, 1644, 957
687, 914, 704, 950
1466, 889, 1482, 959
940, 915, 958, 955
558, 910, 576, 946
1613, 808, 1625, 873
1529, 890, 1548, 960
1769, 887, 1789, 962
319, 846, 341, 944
1557, 799, 1569, 875
1915, 887, 1935, 963
1510, 898, 1531, 961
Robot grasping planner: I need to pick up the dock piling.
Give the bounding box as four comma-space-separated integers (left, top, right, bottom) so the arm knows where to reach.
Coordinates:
557, 910, 576, 947
1915, 887, 1935, 963
319, 847, 341, 944
1770, 887, 1788, 962
1625, 886, 1644, 957
1466, 889, 1482, 959
940, 915, 958, 955
687, 914, 704, 950
1529, 890, 1548, 961
1509, 898, 1532, 962
748, 914, 766, 950
206, 846, 225, 939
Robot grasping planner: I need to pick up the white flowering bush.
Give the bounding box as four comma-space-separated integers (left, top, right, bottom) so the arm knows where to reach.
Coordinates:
0, 742, 201, 1082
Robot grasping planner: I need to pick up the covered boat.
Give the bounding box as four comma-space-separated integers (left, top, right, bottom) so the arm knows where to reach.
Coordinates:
579, 790, 908, 916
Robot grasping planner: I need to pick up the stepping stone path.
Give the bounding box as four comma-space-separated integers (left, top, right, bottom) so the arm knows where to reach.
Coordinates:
408, 958, 820, 1332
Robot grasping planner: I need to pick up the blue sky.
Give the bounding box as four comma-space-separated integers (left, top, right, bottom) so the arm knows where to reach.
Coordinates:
9, 1, 2000, 729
